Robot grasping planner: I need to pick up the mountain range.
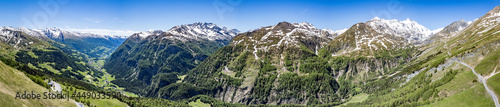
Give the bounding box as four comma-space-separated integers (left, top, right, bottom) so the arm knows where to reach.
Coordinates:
0, 6, 499, 107
103, 22, 240, 96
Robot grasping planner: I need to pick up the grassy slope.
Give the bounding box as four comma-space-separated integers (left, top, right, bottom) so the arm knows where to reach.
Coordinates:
341, 93, 369, 106
487, 74, 500, 100
474, 50, 500, 76
422, 85, 494, 107
421, 58, 495, 106
123, 91, 138, 97
0, 61, 75, 107
435, 69, 477, 96
189, 99, 211, 107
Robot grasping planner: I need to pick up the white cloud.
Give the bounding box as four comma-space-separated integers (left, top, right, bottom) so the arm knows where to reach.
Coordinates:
64, 28, 137, 36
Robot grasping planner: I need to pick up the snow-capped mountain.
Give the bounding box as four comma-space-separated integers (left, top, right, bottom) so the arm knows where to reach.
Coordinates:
17, 27, 46, 37
131, 30, 164, 38
41, 27, 128, 40
0, 27, 19, 37
465, 6, 500, 37
0, 26, 127, 40
325, 22, 404, 56
440, 19, 471, 35
324, 28, 348, 39
0, 26, 128, 58
323, 17, 444, 56
231, 22, 344, 58
131, 22, 240, 42
169, 22, 239, 41
438, 6, 500, 53
429, 19, 471, 42
1, 26, 47, 40
103, 22, 240, 90
0, 27, 42, 48
366, 17, 441, 44
42, 27, 65, 39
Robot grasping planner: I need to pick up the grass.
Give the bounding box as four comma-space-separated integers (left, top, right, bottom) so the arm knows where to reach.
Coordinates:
240, 64, 260, 88
474, 50, 500, 76
342, 93, 369, 106
422, 85, 495, 107
27, 63, 41, 71
189, 99, 211, 107
176, 75, 186, 83
27, 51, 38, 58
436, 69, 477, 95
0, 61, 76, 107
38, 62, 60, 74
487, 74, 500, 99
123, 91, 138, 97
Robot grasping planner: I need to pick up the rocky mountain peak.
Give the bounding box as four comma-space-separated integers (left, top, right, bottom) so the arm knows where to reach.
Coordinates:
274, 21, 296, 30
130, 30, 164, 38
487, 6, 500, 14
165, 22, 239, 41
446, 20, 470, 32
426, 19, 471, 43
366, 17, 437, 44
230, 22, 347, 59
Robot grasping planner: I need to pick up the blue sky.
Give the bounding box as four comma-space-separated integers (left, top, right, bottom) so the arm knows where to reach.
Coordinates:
0, 0, 499, 36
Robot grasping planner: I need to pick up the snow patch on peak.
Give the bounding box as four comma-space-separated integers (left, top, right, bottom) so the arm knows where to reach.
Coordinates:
2, 26, 15, 30
167, 22, 239, 41
322, 28, 347, 39
138, 31, 152, 38
128, 22, 238, 41
0, 27, 17, 37
293, 22, 316, 30
404, 18, 412, 22
133, 30, 164, 38
0, 26, 44, 37
0, 26, 128, 40
431, 28, 444, 34
41, 27, 66, 38
234, 22, 343, 55
332, 28, 348, 34
366, 17, 433, 43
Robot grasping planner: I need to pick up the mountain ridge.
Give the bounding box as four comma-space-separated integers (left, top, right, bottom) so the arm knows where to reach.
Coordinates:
104, 22, 240, 96
130, 22, 239, 41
